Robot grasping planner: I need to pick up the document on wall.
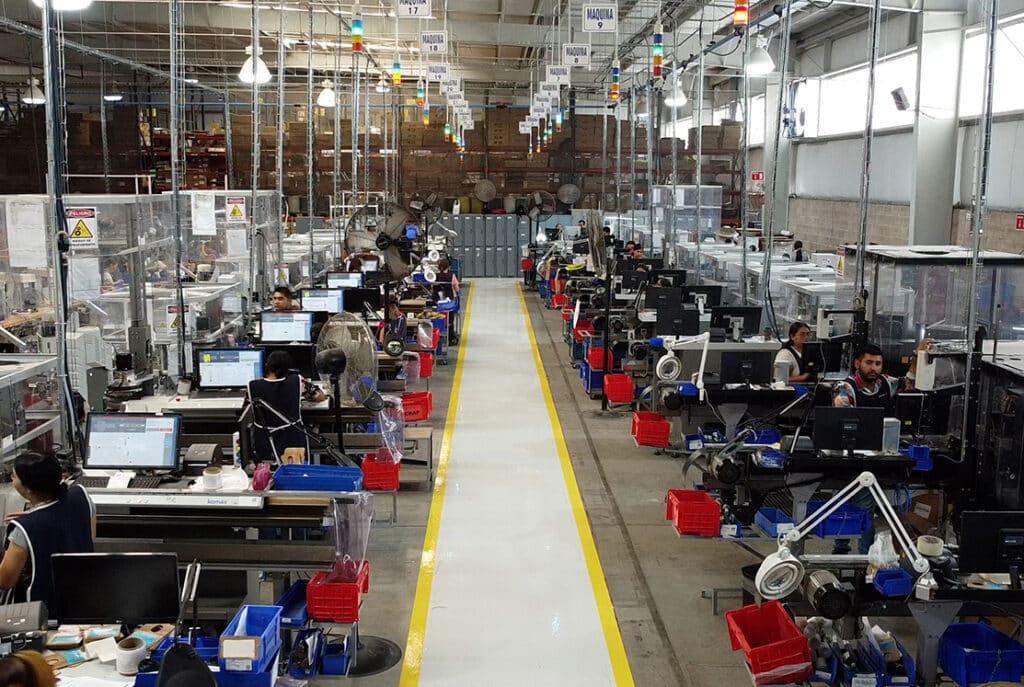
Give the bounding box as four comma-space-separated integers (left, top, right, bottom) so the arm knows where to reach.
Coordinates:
225, 228, 248, 257
5, 199, 48, 269
69, 255, 102, 301
191, 192, 218, 236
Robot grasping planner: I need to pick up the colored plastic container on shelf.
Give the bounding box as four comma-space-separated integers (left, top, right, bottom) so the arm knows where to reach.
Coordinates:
603, 374, 635, 404
306, 562, 371, 624
805, 500, 871, 538
872, 569, 915, 597
320, 642, 351, 675
402, 391, 433, 422
551, 293, 569, 308
218, 605, 282, 674
216, 655, 279, 687
272, 464, 363, 492
899, 445, 933, 472
632, 411, 671, 448
755, 507, 795, 538
666, 489, 721, 537
726, 601, 813, 686
846, 636, 915, 687
573, 321, 595, 343
361, 457, 401, 491
287, 629, 325, 679
275, 579, 309, 627
940, 622, 1024, 687
151, 636, 220, 663
586, 346, 614, 371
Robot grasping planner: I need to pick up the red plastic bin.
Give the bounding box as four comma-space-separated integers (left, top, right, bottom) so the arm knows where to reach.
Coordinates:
403, 391, 433, 422
666, 489, 721, 537
586, 346, 614, 371
726, 601, 812, 685
362, 457, 401, 491
429, 327, 440, 350
552, 293, 569, 308
561, 308, 574, 322
417, 352, 434, 379
604, 374, 634, 404
632, 411, 671, 448
306, 562, 371, 624
573, 322, 594, 343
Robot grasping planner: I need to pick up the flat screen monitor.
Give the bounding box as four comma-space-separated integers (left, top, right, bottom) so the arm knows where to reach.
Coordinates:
812, 407, 885, 453
300, 288, 345, 313
801, 341, 825, 375
620, 270, 647, 292
616, 257, 637, 272
680, 285, 723, 309
259, 344, 317, 379
195, 347, 265, 389
52, 553, 180, 624
260, 311, 314, 343
646, 286, 683, 311
85, 413, 181, 471
637, 258, 664, 271
719, 350, 774, 385
896, 392, 924, 435
652, 269, 687, 286
656, 306, 700, 336
711, 306, 763, 337
360, 258, 380, 273
327, 272, 363, 289
343, 288, 383, 314
959, 511, 1024, 575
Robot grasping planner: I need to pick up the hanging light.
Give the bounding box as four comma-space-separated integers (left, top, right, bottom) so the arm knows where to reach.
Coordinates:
183, 67, 200, 85
239, 44, 272, 84
652, 23, 664, 78
103, 81, 124, 102
665, 73, 689, 107
375, 75, 390, 93
351, 3, 364, 52
392, 57, 402, 86
422, 90, 430, 126
611, 60, 620, 102
734, 0, 749, 26
31, 0, 92, 10
443, 122, 452, 141
316, 79, 337, 107
24, 78, 45, 105
635, 94, 649, 119
748, 35, 775, 76
416, 79, 425, 108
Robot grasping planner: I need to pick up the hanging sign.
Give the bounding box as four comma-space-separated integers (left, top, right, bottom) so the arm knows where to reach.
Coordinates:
1016, 214, 1024, 231
751, 171, 765, 182
462, 120, 475, 130
547, 65, 571, 85
397, 0, 431, 18
526, 115, 540, 126
456, 106, 471, 116
519, 122, 533, 135
582, 4, 617, 32
166, 304, 194, 335
226, 196, 247, 223
540, 82, 560, 95
441, 80, 460, 95
563, 44, 591, 67
420, 31, 448, 55
67, 207, 99, 250
427, 63, 450, 82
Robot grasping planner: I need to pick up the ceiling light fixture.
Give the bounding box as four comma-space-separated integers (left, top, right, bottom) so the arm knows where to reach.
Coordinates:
103, 82, 124, 102
747, 36, 775, 76
375, 75, 390, 94
183, 67, 200, 84
317, 79, 337, 107
24, 78, 45, 105
32, 0, 92, 11
239, 44, 272, 84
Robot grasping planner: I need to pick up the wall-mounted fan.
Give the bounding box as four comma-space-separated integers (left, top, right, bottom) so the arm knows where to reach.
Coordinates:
473, 179, 497, 204
344, 203, 418, 283
409, 189, 442, 224
557, 183, 582, 209
527, 190, 557, 245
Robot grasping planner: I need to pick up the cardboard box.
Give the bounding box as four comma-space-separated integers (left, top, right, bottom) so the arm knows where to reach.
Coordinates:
720, 124, 743, 150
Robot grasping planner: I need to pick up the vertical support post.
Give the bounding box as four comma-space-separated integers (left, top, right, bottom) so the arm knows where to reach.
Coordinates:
854, 0, 885, 299
306, 4, 315, 270
169, 0, 187, 374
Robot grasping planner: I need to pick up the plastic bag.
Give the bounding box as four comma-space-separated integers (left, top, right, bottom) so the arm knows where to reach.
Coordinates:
868, 531, 900, 570
325, 492, 374, 583
403, 354, 421, 382
376, 395, 405, 463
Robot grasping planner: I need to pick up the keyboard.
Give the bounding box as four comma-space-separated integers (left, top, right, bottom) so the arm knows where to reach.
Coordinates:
76, 475, 110, 489
128, 475, 163, 490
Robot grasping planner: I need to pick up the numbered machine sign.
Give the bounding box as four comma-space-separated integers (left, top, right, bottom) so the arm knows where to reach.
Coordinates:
519, 121, 533, 135
427, 63, 450, 82
563, 43, 591, 67
441, 79, 460, 96
582, 4, 617, 32
226, 196, 247, 223
540, 82, 560, 96
420, 31, 448, 55
547, 65, 571, 85
67, 207, 99, 250
397, 0, 430, 17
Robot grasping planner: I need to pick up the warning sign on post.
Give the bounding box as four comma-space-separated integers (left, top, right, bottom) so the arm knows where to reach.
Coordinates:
67, 207, 99, 250
166, 304, 193, 335
1016, 214, 1024, 231
751, 171, 765, 182
836, 247, 845, 276
226, 196, 247, 223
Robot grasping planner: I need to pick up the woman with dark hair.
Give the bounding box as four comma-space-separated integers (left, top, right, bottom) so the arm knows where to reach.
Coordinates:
1, 452, 95, 610
775, 321, 813, 383
0, 651, 56, 687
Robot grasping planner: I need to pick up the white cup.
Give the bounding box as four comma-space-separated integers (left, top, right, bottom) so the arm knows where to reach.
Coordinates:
203, 466, 223, 490
115, 637, 147, 675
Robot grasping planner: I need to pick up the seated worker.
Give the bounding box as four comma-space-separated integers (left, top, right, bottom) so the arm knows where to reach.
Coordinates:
271, 286, 298, 312
0, 651, 56, 687
1, 452, 95, 610
775, 321, 813, 383
247, 351, 325, 462
553, 223, 565, 239
832, 340, 930, 414
624, 241, 636, 256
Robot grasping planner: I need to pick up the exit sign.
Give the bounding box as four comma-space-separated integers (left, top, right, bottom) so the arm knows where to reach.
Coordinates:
1017, 214, 1024, 231
751, 171, 764, 182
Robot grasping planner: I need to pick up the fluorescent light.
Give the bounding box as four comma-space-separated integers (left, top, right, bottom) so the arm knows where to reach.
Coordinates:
24, 78, 45, 105
32, 0, 92, 10
239, 44, 272, 84
316, 79, 336, 107
183, 68, 200, 84
103, 82, 124, 102
747, 37, 775, 76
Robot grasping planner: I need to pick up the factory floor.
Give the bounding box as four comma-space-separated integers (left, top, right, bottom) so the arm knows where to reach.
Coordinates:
347, 278, 765, 687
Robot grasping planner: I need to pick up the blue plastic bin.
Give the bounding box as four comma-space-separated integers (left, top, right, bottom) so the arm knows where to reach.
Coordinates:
899, 445, 933, 472
872, 569, 914, 597
321, 642, 351, 675
218, 605, 282, 674
747, 429, 782, 445
151, 637, 219, 663
276, 580, 309, 628
287, 628, 325, 679
755, 508, 795, 537
940, 622, 1024, 686
272, 464, 363, 492
806, 500, 871, 538
843, 637, 915, 687
811, 654, 839, 685
216, 655, 278, 687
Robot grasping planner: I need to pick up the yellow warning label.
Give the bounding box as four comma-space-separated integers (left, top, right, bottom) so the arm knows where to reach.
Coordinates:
229, 205, 243, 218
836, 256, 844, 276
170, 318, 180, 330
70, 219, 93, 239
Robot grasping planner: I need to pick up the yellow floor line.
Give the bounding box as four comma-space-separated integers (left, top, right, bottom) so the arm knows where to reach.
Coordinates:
516, 283, 637, 687
399, 281, 475, 686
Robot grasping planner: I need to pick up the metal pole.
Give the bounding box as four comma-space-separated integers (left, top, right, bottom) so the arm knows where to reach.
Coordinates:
306, 4, 315, 273
100, 72, 111, 194
248, 0, 261, 311
670, 25, 679, 267
629, 89, 637, 245
615, 92, 622, 215
224, 93, 234, 186
646, 80, 655, 257
276, 5, 286, 289
169, 0, 187, 375
352, 53, 359, 206
855, 0, 885, 300
695, 40, 706, 280
601, 105, 608, 206
740, 30, 751, 305
333, 13, 342, 232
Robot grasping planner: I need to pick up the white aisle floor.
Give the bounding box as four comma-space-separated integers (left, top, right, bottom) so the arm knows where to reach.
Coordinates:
409, 279, 627, 686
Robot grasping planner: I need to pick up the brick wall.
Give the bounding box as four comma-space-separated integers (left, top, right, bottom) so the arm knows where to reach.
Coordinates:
951, 208, 1024, 253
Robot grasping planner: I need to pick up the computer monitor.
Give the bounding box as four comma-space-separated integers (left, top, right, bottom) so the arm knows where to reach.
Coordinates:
719, 351, 774, 386
52, 553, 180, 624
327, 272, 363, 289
260, 311, 314, 343
801, 341, 825, 375
960, 512, 1024, 581
360, 258, 380, 273
85, 413, 181, 471
259, 344, 317, 378
620, 270, 647, 292
896, 392, 924, 435
637, 258, 664, 271
812, 407, 885, 453
300, 288, 345, 313
656, 306, 700, 337
646, 286, 683, 311
343, 288, 383, 314
194, 348, 265, 390
711, 306, 763, 338
652, 269, 687, 286
680, 285, 723, 309
616, 257, 637, 272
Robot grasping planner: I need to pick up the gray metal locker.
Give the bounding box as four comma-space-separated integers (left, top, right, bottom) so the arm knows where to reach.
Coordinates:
517, 216, 531, 245
504, 219, 518, 277
450, 216, 464, 272
483, 216, 498, 277
472, 216, 485, 278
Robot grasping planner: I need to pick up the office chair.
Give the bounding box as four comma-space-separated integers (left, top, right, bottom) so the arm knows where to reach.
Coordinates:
246, 375, 311, 464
